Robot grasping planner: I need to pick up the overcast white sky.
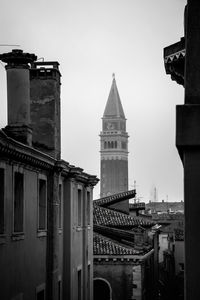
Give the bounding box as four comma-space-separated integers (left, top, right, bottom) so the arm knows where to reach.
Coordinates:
0, 0, 187, 202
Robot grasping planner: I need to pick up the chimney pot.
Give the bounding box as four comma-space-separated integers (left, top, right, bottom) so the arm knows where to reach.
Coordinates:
0, 49, 37, 145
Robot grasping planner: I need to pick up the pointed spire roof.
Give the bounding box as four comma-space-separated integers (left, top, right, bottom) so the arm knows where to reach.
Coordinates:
103, 74, 125, 119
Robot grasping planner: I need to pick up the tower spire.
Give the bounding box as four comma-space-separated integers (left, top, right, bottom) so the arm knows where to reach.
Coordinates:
103, 75, 125, 119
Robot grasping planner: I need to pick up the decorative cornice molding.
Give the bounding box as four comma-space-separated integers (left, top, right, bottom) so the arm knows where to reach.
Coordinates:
0, 130, 99, 186
164, 37, 185, 86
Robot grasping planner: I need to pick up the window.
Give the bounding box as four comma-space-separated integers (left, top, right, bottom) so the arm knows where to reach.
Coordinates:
37, 289, 45, 300
58, 279, 62, 300
78, 189, 82, 226
0, 168, 5, 234
88, 264, 90, 299
58, 184, 62, 229
87, 191, 90, 225
14, 172, 24, 233
78, 269, 82, 300
36, 284, 45, 300
38, 178, 47, 230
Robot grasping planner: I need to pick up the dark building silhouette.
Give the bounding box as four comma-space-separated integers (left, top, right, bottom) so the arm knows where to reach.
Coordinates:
164, 1, 200, 298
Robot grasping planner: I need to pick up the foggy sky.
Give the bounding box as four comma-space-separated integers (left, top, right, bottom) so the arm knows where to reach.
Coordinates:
0, 0, 187, 201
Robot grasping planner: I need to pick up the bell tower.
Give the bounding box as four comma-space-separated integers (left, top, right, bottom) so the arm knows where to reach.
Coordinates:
100, 75, 129, 213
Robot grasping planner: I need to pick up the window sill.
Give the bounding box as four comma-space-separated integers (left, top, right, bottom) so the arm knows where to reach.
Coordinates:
37, 230, 47, 237
12, 233, 25, 241
76, 227, 82, 232
0, 234, 6, 245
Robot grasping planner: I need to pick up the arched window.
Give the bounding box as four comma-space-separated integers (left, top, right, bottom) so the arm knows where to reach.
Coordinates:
108, 142, 111, 149
104, 141, 107, 149
94, 278, 112, 300
111, 141, 114, 148
115, 141, 117, 148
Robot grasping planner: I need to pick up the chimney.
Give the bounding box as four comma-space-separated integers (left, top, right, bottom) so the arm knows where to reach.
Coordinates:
0, 49, 37, 145
30, 61, 61, 160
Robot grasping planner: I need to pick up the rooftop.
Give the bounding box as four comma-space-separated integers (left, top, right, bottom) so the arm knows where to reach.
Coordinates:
93, 232, 146, 256
94, 189, 136, 207
93, 205, 155, 229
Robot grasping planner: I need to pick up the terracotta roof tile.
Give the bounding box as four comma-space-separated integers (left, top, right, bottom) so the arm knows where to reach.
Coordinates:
93, 205, 155, 228
93, 232, 143, 255
94, 189, 136, 207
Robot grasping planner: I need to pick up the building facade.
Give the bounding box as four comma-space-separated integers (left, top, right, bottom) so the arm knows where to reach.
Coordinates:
0, 49, 98, 300
93, 191, 159, 300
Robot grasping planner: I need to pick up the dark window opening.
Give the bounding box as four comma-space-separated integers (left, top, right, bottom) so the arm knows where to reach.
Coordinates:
94, 279, 111, 300
88, 265, 90, 298
58, 184, 62, 229
0, 168, 5, 234
87, 191, 90, 225
78, 269, 82, 300
14, 172, 24, 233
38, 179, 47, 230
58, 280, 61, 300
78, 189, 82, 226
37, 289, 45, 300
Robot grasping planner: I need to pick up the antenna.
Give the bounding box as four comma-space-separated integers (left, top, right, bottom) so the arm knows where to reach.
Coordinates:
166, 194, 169, 213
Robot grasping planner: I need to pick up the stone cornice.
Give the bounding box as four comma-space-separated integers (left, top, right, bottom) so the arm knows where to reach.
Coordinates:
0, 130, 99, 186
164, 37, 185, 86
68, 166, 99, 186
93, 249, 154, 263
0, 129, 55, 170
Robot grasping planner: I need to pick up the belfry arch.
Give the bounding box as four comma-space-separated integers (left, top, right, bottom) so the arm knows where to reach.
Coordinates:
93, 277, 112, 300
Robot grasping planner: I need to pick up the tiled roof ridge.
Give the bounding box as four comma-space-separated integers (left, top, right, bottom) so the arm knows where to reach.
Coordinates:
93, 205, 155, 228
94, 189, 136, 207
93, 232, 142, 256
94, 224, 136, 241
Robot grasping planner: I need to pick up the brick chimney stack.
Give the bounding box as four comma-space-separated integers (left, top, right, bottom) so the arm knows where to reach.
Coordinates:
30, 61, 61, 160
0, 49, 37, 145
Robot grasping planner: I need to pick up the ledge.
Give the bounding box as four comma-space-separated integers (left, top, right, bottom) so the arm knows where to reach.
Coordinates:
76, 227, 82, 232
12, 233, 25, 241
37, 230, 47, 237
0, 234, 6, 245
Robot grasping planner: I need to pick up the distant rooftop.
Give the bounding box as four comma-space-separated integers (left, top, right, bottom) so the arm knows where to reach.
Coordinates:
146, 201, 184, 213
